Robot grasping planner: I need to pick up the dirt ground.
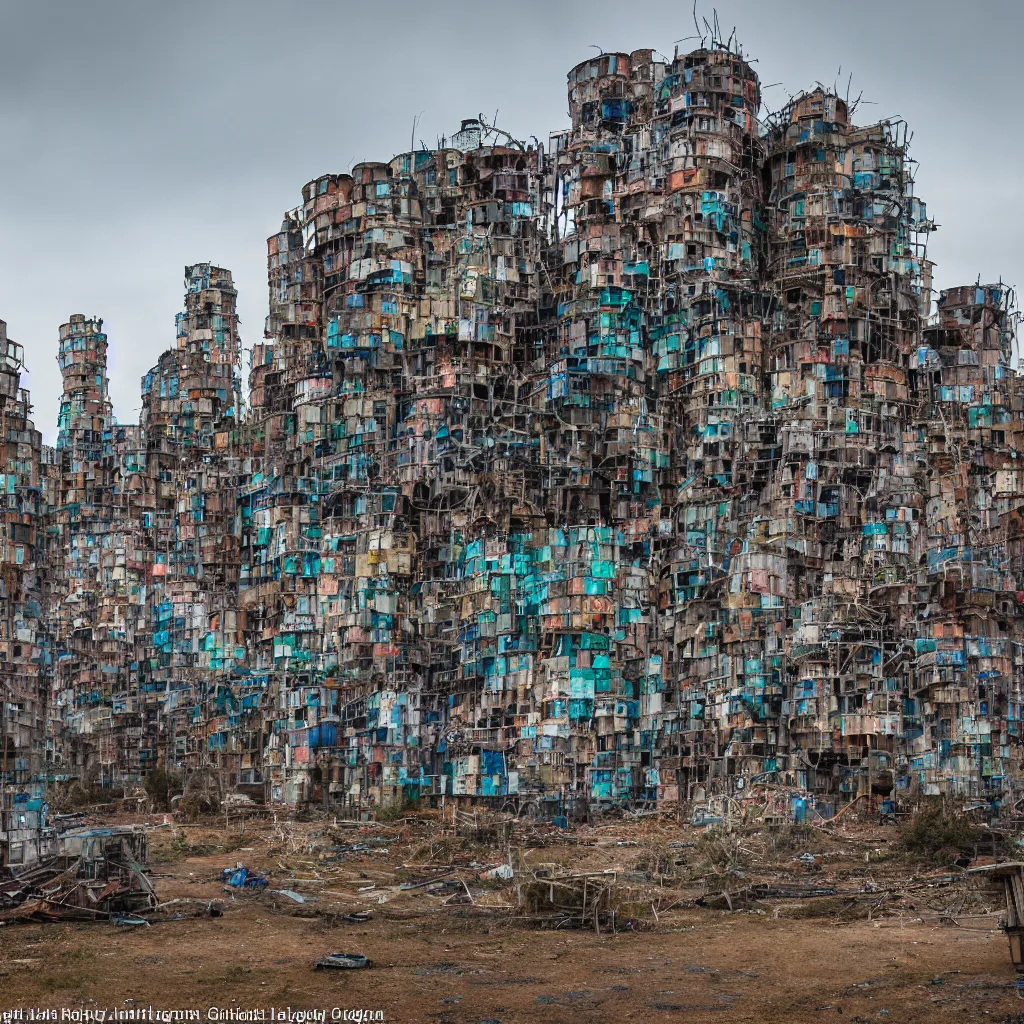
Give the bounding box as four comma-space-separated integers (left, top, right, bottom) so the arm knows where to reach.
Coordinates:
2, 812, 1023, 1024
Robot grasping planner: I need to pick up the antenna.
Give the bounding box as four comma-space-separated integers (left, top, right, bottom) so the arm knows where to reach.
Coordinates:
410, 110, 425, 153
692, 0, 706, 48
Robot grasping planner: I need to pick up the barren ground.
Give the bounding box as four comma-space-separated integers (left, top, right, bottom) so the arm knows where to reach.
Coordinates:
2, 812, 1022, 1024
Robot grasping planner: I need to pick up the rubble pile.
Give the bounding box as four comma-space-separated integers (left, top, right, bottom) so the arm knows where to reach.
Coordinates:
0, 826, 155, 923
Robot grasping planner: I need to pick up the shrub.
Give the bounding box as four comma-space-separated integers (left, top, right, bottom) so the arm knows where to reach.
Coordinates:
178, 767, 221, 821
901, 802, 980, 864
374, 800, 408, 822
143, 767, 182, 812
47, 767, 123, 811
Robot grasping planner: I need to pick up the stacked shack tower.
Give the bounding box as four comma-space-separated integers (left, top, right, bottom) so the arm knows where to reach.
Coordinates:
762, 89, 934, 796
50, 315, 118, 778
138, 266, 244, 785
0, 322, 51, 867
15, 36, 1022, 817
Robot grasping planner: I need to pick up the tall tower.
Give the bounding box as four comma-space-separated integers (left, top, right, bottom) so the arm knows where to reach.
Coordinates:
762, 90, 932, 788
56, 314, 112, 463
0, 321, 50, 867
138, 266, 244, 781
176, 263, 242, 436
51, 315, 117, 781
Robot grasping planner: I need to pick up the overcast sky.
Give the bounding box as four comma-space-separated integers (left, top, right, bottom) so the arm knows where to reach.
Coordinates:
1, 0, 1020, 443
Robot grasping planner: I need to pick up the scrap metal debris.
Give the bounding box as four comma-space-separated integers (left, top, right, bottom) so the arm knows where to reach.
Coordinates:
0, 828, 156, 924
